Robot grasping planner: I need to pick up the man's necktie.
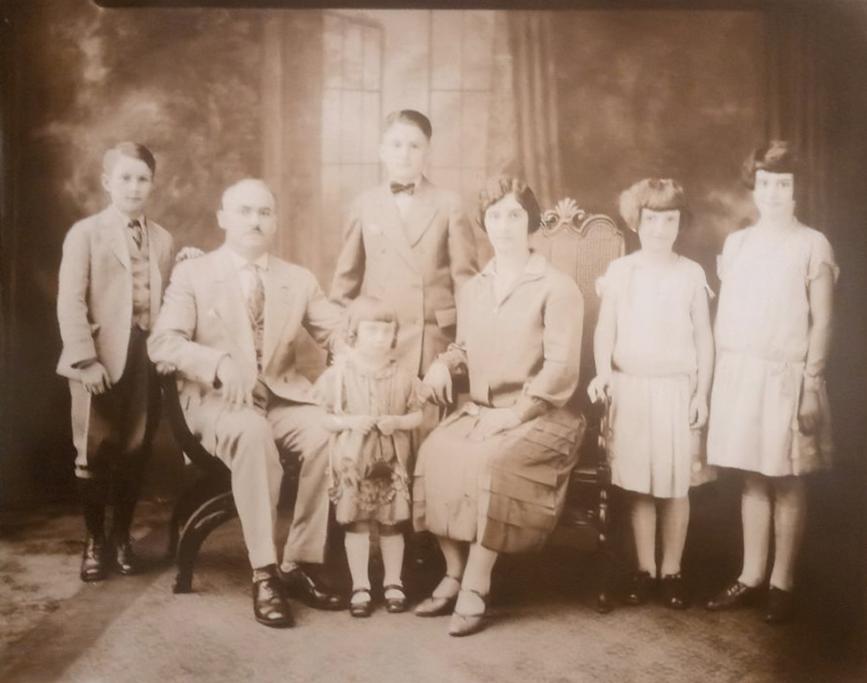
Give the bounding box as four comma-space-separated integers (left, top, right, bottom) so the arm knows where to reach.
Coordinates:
389, 181, 415, 195
128, 219, 143, 251
245, 264, 265, 370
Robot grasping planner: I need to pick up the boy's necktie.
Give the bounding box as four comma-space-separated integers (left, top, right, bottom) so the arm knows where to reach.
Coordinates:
389, 181, 415, 195
128, 219, 143, 251
245, 263, 265, 371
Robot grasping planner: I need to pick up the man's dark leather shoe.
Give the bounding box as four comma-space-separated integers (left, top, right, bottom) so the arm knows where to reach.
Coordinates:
705, 580, 762, 611
80, 536, 108, 582
113, 538, 140, 576
253, 577, 294, 628
280, 567, 345, 611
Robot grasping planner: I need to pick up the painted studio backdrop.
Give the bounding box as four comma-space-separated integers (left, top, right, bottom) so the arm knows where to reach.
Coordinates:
1, 1, 866, 528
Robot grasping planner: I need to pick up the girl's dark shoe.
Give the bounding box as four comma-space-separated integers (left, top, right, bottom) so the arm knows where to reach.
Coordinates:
349, 588, 373, 618
764, 586, 795, 624
624, 571, 655, 606
660, 573, 690, 610
383, 584, 407, 613
705, 580, 762, 611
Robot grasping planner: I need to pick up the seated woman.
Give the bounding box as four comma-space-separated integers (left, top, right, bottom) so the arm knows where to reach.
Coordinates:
413, 176, 585, 637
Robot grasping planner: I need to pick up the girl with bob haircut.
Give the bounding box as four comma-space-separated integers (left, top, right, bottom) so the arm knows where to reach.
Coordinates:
705, 141, 838, 623
316, 296, 425, 617
414, 175, 584, 636
589, 177, 715, 610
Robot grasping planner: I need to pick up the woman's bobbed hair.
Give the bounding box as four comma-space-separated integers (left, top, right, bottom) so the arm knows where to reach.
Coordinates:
477, 175, 542, 235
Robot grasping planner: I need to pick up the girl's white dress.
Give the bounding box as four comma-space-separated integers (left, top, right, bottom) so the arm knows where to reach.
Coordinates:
599, 253, 715, 498
707, 222, 838, 476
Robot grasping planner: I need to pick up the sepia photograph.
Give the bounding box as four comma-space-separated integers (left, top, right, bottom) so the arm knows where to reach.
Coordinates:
1, 0, 865, 681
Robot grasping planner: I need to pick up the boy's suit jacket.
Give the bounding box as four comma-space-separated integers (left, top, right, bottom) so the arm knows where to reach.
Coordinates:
330, 177, 478, 377
147, 246, 342, 415
56, 207, 174, 382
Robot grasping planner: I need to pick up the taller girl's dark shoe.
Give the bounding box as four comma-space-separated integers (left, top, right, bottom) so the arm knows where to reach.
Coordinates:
705, 580, 762, 611
624, 571, 655, 606
764, 586, 795, 624
660, 573, 690, 610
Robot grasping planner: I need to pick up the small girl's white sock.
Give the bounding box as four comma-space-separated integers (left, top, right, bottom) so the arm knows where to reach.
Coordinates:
379, 532, 405, 597
344, 531, 371, 599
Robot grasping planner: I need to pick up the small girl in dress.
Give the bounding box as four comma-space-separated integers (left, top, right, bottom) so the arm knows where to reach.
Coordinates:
589, 178, 715, 609
318, 296, 425, 618
705, 141, 837, 623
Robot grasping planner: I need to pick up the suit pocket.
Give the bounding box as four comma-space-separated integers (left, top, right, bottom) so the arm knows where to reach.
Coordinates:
434, 307, 457, 329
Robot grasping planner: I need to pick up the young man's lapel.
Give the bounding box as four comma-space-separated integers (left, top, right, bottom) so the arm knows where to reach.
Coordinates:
373, 183, 419, 272
102, 208, 131, 271
402, 176, 438, 247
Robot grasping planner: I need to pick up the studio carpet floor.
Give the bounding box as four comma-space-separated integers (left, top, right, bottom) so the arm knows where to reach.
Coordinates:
0, 500, 863, 683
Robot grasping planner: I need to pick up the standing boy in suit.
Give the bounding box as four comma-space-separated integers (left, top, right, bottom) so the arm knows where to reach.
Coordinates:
57, 142, 175, 582
330, 109, 478, 379
148, 178, 346, 628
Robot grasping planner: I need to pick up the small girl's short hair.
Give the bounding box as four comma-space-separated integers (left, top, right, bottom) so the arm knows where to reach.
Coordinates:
741, 140, 801, 190
618, 177, 688, 233
346, 296, 399, 346
383, 109, 433, 140
103, 141, 157, 176
477, 175, 542, 235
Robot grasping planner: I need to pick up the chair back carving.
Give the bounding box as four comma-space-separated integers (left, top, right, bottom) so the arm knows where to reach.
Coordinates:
531, 198, 624, 401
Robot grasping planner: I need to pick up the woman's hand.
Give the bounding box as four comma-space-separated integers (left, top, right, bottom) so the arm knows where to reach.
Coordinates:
377, 416, 399, 435
689, 394, 709, 428
587, 373, 611, 403
79, 361, 112, 395
798, 389, 821, 435
472, 407, 521, 440
422, 360, 453, 406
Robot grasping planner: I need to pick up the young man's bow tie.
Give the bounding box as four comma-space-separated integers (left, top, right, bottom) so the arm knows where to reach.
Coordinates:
389, 181, 415, 195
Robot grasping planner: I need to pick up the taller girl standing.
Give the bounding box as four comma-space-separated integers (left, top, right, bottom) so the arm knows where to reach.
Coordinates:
705, 141, 837, 623
589, 178, 715, 610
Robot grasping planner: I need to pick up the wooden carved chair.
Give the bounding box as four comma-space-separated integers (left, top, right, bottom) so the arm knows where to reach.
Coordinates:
532, 198, 625, 613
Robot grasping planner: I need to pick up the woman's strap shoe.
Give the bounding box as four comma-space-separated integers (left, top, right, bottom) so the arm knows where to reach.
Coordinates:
414, 575, 460, 617
448, 589, 488, 637
705, 580, 762, 611
349, 588, 373, 618
383, 584, 408, 613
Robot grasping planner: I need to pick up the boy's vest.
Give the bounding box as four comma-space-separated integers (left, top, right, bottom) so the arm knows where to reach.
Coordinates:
126, 222, 152, 330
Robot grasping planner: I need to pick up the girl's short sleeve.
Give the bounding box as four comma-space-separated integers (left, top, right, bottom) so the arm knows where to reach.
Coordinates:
313, 365, 339, 412
407, 377, 427, 412
687, 259, 715, 301
595, 257, 624, 299
807, 230, 840, 283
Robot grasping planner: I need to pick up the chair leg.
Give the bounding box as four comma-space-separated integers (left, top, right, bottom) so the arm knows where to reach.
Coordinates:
166, 472, 231, 561
595, 486, 615, 613
173, 492, 238, 594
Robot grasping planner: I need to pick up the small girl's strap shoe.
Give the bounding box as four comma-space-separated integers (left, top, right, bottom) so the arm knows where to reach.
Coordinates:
349, 588, 373, 618
415, 575, 460, 617
624, 571, 655, 606
383, 584, 407, 613
447, 589, 488, 637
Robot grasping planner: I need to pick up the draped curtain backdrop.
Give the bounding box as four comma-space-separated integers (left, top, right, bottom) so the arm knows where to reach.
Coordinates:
765, 6, 828, 230
487, 11, 563, 211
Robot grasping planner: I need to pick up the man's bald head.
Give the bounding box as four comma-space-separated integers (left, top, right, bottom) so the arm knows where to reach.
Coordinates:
220, 178, 276, 211
217, 178, 279, 260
